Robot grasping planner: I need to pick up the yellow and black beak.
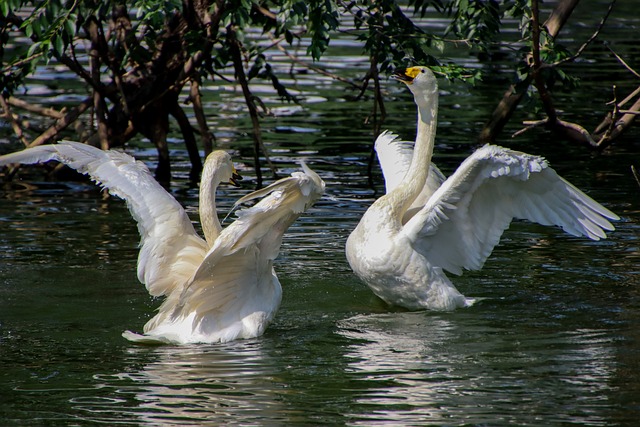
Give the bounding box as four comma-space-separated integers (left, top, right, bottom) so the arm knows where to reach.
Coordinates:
229, 167, 242, 187
392, 66, 422, 84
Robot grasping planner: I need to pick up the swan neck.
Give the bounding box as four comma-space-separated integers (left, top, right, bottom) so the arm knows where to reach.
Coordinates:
199, 166, 222, 245
413, 101, 437, 170
388, 97, 437, 217
398, 97, 438, 204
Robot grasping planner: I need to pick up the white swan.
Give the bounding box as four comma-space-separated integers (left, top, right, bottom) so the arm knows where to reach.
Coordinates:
346, 66, 619, 311
0, 142, 325, 344
374, 130, 446, 222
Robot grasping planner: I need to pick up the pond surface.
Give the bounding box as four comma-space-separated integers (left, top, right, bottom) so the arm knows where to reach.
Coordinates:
2, 3, 640, 425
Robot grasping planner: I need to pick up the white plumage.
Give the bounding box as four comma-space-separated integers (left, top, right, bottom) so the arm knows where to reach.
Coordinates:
346, 66, 619, 311
0, 142, 325, 344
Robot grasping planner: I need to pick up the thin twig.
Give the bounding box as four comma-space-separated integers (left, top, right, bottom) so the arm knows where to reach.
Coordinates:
189, 78, 214, 157
229, 30, 277, 185
7, 97, 64, 119
513, 118, 548, 138
0, 94, 32, 147
27, 97, 93, 148
2, 51, 47, 74
607, 44, 640, 79
551, 0, 616, 67
616, 85, 640, 109
269, 34, 364, 91
631, 165, 640, 189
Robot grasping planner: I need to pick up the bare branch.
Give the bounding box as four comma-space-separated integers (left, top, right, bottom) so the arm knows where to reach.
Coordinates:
229, 29, 277, 186
269, 33, 364, 91
608, 44, 640, 79
6, 97, 64, 119
28, 98, 93, 148
551, 0, 616, 67
189, 79, 215, 157
0, 94, 32, 147
632, 165, 640, 189
169, 101, 203, 182
480, 0, 582, 143
530, 0, 558, 123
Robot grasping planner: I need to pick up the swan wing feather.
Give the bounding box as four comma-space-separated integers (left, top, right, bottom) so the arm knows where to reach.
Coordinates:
403, 144, 619, 275
0, 141, 207, 297
375, 130, 414, 192
171, 164, 325, 328
375, 130, 446, 196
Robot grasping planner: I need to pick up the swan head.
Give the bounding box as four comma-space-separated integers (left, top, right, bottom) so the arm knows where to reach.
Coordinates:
393, 66, 438, 107
204, 151, 242, 187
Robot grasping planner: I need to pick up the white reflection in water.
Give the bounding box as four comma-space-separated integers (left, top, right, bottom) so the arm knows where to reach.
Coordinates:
101, 341, 284, 426
336, 312, 617, 426
337, 312, 457, 425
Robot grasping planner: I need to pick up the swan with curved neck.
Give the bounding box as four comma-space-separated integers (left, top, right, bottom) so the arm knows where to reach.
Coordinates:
0, 143, 324, 343
386, 66, 439, 221
346, 66, 619, 310
198, 151, 242, 245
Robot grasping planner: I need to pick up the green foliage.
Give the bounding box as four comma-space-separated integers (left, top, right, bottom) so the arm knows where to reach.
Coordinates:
306, 0, 340, 60
221, 0, 254, 29
134, 0, 181, 26
343, 0, 481, 84
0, 0, 586, 116
431, 63, 482, 86
537, 30, 580, 92
275, 0, 308, 44
445, 0, 502, 52
1, 0, 74, 92
408, 0, 447, 17
19, 0, 78, 59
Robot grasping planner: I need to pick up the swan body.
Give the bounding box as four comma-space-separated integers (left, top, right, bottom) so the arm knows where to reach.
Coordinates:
346, 66, 619, 311
0, 142, 325, 344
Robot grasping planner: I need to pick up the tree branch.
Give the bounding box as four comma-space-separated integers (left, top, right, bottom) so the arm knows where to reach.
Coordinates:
28, 98, 93, 148
229, 28, 277, 186
530, 0, 558, 123
189, 78, 215, 157
6, 97, 64, 119
551, 0, 616, 67
479, 0, 580, 143
269, 33, 364, 91
169, 100, 203, 182
0, 94, 31, 147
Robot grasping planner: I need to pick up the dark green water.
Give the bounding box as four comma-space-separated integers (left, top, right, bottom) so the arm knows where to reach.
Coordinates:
2, 3, 640, 425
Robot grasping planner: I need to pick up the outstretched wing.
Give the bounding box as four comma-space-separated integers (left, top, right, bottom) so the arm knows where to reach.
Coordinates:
402, 144, 619, 275
0, 141, 207, 297
375, 130, 415, 192
375, 130, 446, 221
168, 162, 326, 330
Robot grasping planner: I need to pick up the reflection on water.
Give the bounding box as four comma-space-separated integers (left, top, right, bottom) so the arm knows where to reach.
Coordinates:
338, 313, 456, 425
64, 311, 623, 426
337, 313, 617, 426
92, 342, 283, 426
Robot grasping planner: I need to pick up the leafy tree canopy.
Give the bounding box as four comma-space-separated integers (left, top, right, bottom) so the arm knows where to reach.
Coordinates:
0, 0, 634, 184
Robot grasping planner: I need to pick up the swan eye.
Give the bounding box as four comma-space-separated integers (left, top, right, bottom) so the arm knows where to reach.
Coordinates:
421, 69, 425, 73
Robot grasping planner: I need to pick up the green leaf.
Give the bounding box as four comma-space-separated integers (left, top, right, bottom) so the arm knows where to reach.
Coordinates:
26, 41, 42, 58
65, 14, 76, 39
24, 23, 33, 38
432, 39, 445, 53
53, 35, 64, 57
